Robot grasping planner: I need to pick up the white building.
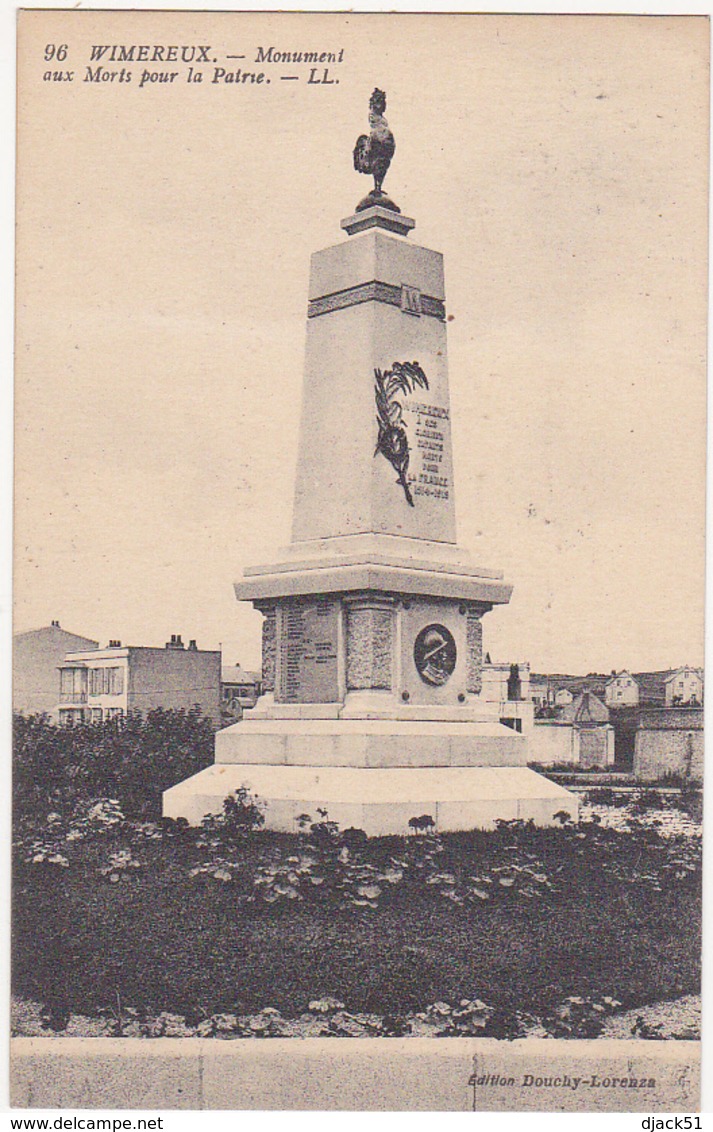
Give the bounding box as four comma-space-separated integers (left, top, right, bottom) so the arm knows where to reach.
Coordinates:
530, 679, 554, 711
554, 687, 574, 708
605, 670, 640, 708
664, 666, 704, 708
58, 634, 222, 727
480, 661, 534, 735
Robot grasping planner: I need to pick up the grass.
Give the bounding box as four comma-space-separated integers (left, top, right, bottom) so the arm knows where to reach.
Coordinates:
13, 820, 701, 1029
11, 713, 702, 1037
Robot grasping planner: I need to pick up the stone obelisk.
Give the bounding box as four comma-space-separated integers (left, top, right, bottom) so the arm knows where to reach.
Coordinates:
164, 91, 578, 833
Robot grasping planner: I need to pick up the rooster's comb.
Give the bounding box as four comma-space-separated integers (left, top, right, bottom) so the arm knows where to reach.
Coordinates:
369, 89, 386, 115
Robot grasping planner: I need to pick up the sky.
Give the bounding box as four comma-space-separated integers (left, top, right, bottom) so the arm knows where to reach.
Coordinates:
14, 11, 708, 674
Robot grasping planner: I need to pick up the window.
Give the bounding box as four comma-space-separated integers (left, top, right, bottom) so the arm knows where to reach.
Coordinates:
106, 707, 123, 720
500, 717, 522, 733
60, 668, 87, 702
89, 667, 124, 696
90, 708, 102, 724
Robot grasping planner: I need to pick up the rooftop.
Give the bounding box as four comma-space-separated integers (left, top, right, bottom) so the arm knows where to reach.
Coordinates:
222, 665, 262, 684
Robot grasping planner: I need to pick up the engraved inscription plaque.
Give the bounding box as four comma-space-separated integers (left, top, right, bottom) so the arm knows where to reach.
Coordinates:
404, 400, 451, 502
278, 599, 340, 703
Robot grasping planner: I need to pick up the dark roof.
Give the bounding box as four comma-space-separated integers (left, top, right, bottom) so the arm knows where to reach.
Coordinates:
560, 690, 609, 724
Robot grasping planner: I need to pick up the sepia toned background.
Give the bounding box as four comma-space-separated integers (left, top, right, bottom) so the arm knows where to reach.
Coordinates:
15, 11, 708, 676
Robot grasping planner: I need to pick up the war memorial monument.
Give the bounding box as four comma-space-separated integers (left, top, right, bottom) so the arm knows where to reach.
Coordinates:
164, 91, 578, 834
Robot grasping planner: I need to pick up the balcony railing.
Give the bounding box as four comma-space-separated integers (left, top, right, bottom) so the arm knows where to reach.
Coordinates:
59, 692, 87, 704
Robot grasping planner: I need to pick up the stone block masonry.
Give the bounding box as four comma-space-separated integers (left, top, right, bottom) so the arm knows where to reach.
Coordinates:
11, 1037, 700, 1111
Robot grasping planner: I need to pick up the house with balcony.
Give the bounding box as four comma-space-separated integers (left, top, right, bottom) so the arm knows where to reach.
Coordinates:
57, 634, 222, 727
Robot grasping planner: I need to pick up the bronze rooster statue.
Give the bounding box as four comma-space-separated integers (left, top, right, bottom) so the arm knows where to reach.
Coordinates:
353, 89, 399, 214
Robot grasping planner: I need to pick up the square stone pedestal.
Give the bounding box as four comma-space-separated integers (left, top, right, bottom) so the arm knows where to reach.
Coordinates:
162, 542, 580, 833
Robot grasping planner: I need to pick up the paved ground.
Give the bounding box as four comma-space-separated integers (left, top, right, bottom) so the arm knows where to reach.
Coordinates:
600, 995, 701, 1041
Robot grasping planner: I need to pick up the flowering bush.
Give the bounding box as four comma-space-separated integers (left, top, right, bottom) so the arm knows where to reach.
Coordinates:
12, 785, 701, 1037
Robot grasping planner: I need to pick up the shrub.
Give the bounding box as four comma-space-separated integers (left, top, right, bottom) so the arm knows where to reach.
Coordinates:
200, 788, 265, 838
13, 708, 215, 822
584, 787, 619, 807
408, 814, 436, 835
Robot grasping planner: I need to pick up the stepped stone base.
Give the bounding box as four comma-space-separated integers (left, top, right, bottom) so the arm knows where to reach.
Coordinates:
214, 716, 526, 768
162, 763, 578, 836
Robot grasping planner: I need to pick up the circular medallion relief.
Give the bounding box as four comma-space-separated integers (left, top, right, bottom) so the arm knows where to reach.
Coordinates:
413, 624, 457, 687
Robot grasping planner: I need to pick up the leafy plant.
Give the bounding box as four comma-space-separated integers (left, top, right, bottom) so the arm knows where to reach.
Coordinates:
542, 995, 622, 1039
199, 788, 265, 839
13, 708, 215, 822
408, 814, 436, 835
374, 361, 429, 506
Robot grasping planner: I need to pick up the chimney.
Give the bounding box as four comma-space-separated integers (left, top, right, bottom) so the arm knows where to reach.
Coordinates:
188, 639, 197, 651
51, 619, 60, 628
108, 639, 121, 648
165, 633, 186, 650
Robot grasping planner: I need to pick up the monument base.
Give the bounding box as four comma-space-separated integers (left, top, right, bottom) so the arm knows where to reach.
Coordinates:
213, 715, 528, 767
163, 762, 578, 836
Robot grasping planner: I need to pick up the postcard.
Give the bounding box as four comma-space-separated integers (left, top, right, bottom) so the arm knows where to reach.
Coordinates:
12, 10, 707, 1113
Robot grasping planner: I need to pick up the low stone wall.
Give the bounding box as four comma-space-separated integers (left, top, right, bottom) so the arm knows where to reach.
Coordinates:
10, 1036, 700, 1112
638, 708, 704, 731
634, 710, 704, 781
531, 721, 615, 770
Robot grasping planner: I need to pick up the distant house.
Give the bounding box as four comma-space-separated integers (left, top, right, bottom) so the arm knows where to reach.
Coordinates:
221, 665, 263, 722
57, 633, 222, 728
554, 687, 574, 708
13, 621, 99, 716
605, 670, 639, 708
664, 666, 704, 708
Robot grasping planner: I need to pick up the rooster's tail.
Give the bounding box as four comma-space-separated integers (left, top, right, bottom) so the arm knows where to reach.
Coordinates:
353, 135, 372, 175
